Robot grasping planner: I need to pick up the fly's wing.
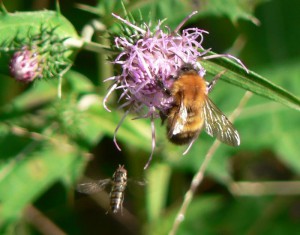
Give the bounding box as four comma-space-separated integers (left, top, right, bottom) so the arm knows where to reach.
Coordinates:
127, 178, 147, 186
168, 93, 188, 137
76, 178, 111, 194
203, 97, 240, 146
126, 178, 146, 196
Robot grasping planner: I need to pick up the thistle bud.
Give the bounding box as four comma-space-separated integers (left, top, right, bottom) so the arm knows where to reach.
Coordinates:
9, 47, 42, 82
3, 24, 74, 84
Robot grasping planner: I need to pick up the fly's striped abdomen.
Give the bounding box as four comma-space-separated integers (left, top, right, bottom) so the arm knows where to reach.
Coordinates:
109, 165, 127, 214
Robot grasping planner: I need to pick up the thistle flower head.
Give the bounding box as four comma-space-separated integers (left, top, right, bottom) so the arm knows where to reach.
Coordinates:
106, 11, 207, 116
105, 12, 210, 168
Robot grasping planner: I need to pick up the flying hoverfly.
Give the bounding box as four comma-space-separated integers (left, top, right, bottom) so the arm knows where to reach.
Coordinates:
77, 165, 144, 214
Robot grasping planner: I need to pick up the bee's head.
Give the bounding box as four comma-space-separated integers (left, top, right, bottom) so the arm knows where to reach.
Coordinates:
177, 63, 199, 76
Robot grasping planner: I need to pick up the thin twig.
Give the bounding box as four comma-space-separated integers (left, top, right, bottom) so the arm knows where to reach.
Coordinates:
9, 125, 49, 141
230, 181, 300, 196
57, 64, 72, 99
89, 193, 140, 234
169, 91, 252, 235
24, 204, 66, 235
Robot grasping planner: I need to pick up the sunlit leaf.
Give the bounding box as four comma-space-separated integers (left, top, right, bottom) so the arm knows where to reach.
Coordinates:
201, 52, 300, 111
197, 0, 265, 25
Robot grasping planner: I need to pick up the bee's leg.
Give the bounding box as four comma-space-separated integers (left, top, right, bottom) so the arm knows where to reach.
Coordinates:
159, 111, 167, 125
207, 70, 227, 93
183, 137, 197, 155
155, 76, 171, 96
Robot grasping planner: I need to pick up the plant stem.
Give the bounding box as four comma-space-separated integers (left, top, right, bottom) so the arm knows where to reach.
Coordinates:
24, 204, 66, 235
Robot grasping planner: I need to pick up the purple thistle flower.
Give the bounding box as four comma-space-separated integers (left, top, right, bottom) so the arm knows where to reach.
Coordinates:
9, 47, 42, 83
106, 12, 248, 169
106, 12, 207, 113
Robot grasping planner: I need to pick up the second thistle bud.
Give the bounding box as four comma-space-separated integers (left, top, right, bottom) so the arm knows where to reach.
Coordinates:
9, 47, 42, 83
1, 10, 80, 83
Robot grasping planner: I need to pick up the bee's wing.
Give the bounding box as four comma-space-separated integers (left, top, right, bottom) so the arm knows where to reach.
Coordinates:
168, 93, 188, 137
203, 97, 240, 146
76, 178, 111, 194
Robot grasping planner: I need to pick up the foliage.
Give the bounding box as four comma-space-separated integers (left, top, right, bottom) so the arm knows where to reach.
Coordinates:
0, 0, 300, 234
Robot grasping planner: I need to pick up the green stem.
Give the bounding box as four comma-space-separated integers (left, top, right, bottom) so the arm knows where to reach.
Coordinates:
0, 2, 8, 14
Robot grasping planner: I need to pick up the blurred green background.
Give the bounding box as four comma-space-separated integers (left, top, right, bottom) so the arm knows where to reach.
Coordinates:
1, 0, 300, 234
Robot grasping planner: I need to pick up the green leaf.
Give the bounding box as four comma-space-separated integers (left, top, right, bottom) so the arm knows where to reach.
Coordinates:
236, 60, 300, 173
201, 52, 300, 111
0, 140, 83, 224
0, 10, 79, 45
0, 80, 57, 117
125, 0, 264, 29
197, 0, 265, 25
145, 163, 171, 221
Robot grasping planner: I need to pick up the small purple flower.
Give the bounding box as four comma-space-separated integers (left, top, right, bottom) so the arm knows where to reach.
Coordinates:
9, 47, 42, 82
106, 12, 248, 168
